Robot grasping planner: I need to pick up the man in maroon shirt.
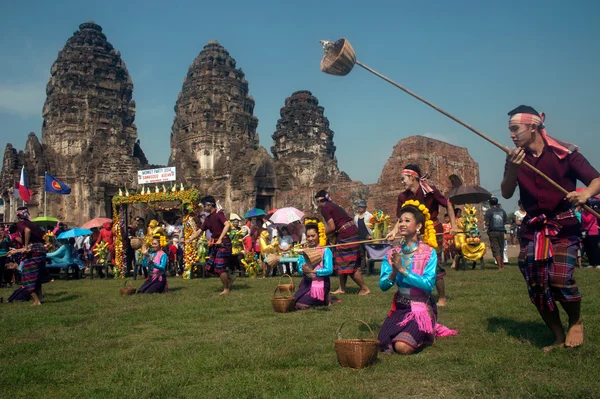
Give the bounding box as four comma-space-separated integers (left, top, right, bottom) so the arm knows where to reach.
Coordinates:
189, 196, 234, 295
501, 105, 600, 351
386, 165, 457, 307
315, 190, 370, 296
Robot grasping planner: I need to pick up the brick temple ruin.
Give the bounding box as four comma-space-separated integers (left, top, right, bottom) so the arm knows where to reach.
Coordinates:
0, 22, 479, 225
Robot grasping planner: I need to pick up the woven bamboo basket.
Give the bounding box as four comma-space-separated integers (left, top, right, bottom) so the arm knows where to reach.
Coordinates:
334, 319, 379, 369
302, 248, 323, 268
277, 274, 295, 293
120, 280, 137, 296
130, 237, 143, 250
320, 38, 356, 76
265, 254, 281, 268
270, 287, 295, 313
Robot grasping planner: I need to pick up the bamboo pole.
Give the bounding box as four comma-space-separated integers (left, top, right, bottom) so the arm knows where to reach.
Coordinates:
354, 61, 600, 220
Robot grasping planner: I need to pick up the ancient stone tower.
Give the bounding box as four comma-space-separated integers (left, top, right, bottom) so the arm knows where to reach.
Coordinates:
42, 22, 138, 160
169, 40, 259, 189
271, 90, 349, 187
0, 21, 147, 224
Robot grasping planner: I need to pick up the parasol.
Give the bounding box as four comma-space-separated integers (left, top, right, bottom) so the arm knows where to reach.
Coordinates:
449, 186, 492, 205
319, 38, 600, 220
81, 217, 112, 229
31, 216, 59, 225
270, 207, 304, 224
57, 228, 93, 239
244, 208, 266, 218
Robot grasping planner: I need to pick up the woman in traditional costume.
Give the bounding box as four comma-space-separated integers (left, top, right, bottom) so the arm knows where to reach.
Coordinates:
137, 236, 168, 294
386, 165, 457, 306
294, 224, 333, 310
378, 201, 457, 354
7, 207, 48, 305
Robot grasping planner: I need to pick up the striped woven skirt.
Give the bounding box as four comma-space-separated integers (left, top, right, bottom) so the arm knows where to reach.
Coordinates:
294, 275, 331, 308
378, 296, 437, 352
518, 236, 580, 311
206, 240, 233, 275
334, 234, 361, 275
138, 271, 168, 294
21, 243, 46, 293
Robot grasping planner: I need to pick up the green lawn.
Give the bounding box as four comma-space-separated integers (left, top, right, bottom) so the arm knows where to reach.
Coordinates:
1, 262, 599, 399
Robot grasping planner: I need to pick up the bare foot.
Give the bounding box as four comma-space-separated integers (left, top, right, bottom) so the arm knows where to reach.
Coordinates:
31, 302, 42, 306
331, 289, 346, 295
543, 342, 565, 353
358, 289, 371, 296
219, 289, 230, 296
437, 298, 447, 307
565, 319, 584, 347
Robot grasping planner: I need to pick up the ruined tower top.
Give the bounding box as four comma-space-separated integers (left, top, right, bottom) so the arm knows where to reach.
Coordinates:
271, 90, 349, 187
169, 40, 259, 185
42, 21, 137, 161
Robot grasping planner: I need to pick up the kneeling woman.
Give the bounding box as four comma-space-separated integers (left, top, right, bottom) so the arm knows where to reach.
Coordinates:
378, 201, 456, 354
138, 237, 168, 294
294, 224, 333, 310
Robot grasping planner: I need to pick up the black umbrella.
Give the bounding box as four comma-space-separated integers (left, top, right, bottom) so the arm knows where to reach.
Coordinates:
449, 186, 492, 205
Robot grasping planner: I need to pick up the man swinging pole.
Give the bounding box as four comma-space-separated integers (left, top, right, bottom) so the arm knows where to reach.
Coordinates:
501, 105, 600, 351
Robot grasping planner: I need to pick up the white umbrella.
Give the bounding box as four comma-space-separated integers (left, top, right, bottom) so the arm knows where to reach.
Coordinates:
270, 207, 304, 224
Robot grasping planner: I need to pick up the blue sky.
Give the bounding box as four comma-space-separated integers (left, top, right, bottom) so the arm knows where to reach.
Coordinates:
1, 0, 598, 213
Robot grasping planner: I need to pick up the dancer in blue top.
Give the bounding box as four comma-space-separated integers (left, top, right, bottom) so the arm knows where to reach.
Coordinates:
378, 201, 457, 354
137, 236, 168, 294
294, 224, 334, 310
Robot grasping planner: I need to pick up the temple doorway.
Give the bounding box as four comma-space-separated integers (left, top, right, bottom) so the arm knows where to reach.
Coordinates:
256, 195, 272, 212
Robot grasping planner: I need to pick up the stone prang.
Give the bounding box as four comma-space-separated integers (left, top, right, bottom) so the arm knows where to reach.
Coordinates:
169, 40, 259, 188
42, 21, 137, 159
271, 90, 349, 187
0, 22, 148, 224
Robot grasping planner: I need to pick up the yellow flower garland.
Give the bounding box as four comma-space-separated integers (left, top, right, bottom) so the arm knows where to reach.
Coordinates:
182, 214, 199, 279
400, 200, 438, 248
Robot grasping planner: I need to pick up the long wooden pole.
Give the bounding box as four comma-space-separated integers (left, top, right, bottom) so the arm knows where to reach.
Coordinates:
323, 238, 388, 248
355, 61, 600, 219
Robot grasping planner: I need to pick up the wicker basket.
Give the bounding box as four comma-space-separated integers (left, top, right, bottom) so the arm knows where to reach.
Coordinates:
119, 280, 137, 296
277, 274, 295, 293
302, 248, 323, 268
265, 254, 281, 268
130, 237, 143, 250
320, 38, 356, 76
270, 287, 295, 313
334, 319, 379, 369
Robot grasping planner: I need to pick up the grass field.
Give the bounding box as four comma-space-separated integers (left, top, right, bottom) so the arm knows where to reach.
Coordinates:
1, 261, 600, 399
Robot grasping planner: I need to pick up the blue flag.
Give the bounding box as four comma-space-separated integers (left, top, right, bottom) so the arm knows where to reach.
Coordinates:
45, 173, 71, 194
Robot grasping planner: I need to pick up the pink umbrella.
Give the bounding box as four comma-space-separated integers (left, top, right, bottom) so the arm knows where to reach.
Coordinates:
270, 207, 304, 224
81, 217, 112, 229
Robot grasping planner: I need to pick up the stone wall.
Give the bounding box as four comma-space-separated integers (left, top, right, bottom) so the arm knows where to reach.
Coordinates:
275, 136, 480, 220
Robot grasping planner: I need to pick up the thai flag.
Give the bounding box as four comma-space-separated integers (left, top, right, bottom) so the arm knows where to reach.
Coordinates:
14, 166, 33, 203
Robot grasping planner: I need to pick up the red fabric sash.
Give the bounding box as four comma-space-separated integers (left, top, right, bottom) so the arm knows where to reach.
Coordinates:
526, 210, 574, 260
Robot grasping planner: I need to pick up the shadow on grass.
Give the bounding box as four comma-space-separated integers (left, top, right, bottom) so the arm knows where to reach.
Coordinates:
51, 294, 81, 303
167, 287, 184, 293
230, 284, 250, 291
487, 317, 550, 348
